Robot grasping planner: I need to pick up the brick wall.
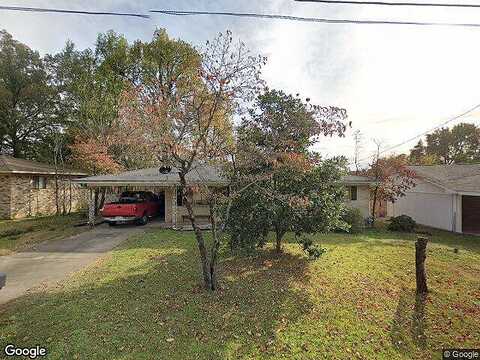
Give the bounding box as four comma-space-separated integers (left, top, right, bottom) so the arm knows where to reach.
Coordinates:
0, 175, 11, 219
8, 174, 88, 219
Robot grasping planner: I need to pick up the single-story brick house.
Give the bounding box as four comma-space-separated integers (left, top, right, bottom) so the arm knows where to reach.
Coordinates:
0, 155, 88, 219
387, 164, 480, 234
76, 165, 376, 228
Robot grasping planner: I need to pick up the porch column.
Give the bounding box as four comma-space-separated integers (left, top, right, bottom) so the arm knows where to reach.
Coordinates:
172, 186, 177, 229
88, 188, 95, 227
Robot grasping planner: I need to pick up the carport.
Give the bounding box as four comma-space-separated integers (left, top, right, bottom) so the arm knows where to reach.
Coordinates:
75, 165, 228, 229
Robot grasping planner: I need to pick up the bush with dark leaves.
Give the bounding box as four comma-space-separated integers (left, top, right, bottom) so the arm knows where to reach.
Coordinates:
388, 215, 416, 232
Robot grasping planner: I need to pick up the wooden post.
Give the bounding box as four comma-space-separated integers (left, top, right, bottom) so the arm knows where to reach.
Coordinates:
88, 188, 95, 227
415, 236, 428, 294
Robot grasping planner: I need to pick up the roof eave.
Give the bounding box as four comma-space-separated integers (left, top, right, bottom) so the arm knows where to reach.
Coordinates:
0, 170, 87, 176
73, 179, 229, 187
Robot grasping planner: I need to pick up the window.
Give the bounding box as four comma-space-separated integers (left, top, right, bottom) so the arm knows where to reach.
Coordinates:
350, 186, 358, 201
176, 188, 183, 206
32, 176, 47, 189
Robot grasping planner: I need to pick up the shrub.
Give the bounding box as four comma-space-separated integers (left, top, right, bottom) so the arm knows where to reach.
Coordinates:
297, 236, 327, 260
341, 208, 364, 234
388, 215, 416, 232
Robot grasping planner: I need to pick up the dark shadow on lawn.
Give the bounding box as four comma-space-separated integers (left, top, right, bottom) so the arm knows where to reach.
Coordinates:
0, 233, 313, 360
390, 288, 428, 355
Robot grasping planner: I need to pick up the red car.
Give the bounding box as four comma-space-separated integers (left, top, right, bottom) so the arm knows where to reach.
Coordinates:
101, 191, 162, 226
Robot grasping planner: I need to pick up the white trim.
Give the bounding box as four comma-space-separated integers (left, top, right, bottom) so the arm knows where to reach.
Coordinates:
457, 191, 480, 196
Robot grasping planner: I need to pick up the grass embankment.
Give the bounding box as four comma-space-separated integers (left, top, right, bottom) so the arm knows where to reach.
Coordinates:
0, 226, 479, 359
0, 213, 87, 256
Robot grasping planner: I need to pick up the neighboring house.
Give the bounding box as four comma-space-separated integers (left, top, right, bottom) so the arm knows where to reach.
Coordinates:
343, 175, 375, 218
0, 155, 88, 219
77, 166, 375, 228
387, 164, 480, 234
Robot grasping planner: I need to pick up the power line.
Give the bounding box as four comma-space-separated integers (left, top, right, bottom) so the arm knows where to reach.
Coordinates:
2, 6, 480, 28
357, 102, 480, 163
151, 9, 480, 28
0, 5, 149, 18
295, 0, 480, 8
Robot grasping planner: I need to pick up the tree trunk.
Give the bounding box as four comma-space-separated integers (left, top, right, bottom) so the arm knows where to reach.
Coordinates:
11, 136, 21, 158
209, 201, 221, 291
54, 174, 60, 215
371, 186, 379, 225
275, 228, 285, 253
179, 173, 213, 290
415, 237, 428, 295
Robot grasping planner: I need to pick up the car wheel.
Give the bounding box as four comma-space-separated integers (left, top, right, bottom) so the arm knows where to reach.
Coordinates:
138, 214, 148, 226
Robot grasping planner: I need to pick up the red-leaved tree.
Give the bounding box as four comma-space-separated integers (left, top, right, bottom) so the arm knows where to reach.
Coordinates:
367, 154, 417, 223
117, 30, 266, 290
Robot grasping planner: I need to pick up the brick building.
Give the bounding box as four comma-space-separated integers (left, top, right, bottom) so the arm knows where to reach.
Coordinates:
0, 155, 88, 219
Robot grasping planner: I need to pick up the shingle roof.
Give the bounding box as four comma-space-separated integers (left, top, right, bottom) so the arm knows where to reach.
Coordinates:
343, 175, 376, 185
0, 155, 87, 176
75, 164, 228, 186
408, 164, 480, 194
76, 164, 375, 187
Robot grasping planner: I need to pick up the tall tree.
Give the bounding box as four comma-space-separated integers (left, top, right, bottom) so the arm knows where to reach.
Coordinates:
0, 30, 59, 158
50, 31, 153, 173
118, 30, 265, 290
409, 123, 480, 165
232, 89, 348, 252
368, 151, 416, 223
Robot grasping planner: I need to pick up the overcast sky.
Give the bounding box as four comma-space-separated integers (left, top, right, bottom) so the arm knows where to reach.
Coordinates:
2, 0, 480, 166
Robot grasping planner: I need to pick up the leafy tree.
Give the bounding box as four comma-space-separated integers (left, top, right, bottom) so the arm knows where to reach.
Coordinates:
409, 123, 480, 165
118, 30, 265, 290
409, 139, 427, 164
0, 30, 60, 158
48, 31, 153, 174
367, 154, 416, 223
230, 89, 348, 252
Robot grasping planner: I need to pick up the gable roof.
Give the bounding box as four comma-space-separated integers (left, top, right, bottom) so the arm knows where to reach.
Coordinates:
408, 164, 480, 194
0, 155, 87, 176
76, 164, 376, 187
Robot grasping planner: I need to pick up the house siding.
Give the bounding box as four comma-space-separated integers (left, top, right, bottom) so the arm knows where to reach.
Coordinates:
387, 178, 459, 232
345, 185, 371, 218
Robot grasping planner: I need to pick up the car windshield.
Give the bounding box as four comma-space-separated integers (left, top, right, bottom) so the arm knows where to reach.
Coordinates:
118, 192, 145, 203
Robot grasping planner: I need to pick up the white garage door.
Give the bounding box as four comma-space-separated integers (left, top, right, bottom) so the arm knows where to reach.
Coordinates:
392, 192, 454, 231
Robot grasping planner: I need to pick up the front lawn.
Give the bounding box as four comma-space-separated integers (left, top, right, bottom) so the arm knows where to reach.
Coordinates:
0, 227, 479, 359
0, 213, 88, 256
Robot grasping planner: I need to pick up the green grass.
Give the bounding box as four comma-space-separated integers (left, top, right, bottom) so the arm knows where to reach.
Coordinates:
0, 213, 88, 256
0, 226, 479, 359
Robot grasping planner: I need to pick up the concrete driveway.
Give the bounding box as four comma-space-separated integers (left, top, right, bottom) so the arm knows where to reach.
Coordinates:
0, 224, 145, 305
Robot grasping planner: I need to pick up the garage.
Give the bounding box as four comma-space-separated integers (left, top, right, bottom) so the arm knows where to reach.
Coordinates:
462, 196, 480, 234
387, 164, 480, 234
